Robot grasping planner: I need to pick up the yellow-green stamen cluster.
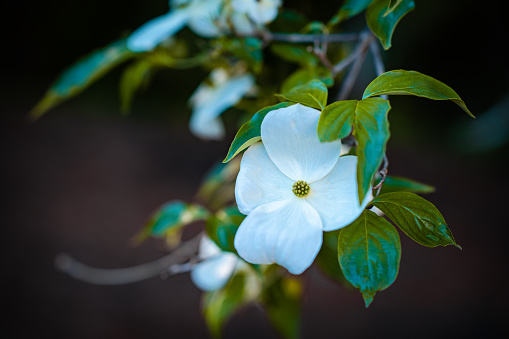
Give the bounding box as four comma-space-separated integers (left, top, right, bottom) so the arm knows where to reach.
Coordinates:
292, 181, 310, 197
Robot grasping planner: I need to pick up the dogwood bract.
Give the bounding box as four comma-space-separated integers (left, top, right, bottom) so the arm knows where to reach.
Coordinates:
234, 104, 372, 274
190, 235, 240, 291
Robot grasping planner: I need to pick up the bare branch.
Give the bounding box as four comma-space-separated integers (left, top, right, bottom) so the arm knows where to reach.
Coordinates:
55, 233, 202, 285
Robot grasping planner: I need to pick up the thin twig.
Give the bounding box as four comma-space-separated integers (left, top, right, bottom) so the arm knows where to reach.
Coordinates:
369, 40, 388, 100
373, 154, 389, 196
332, 31, 374, 78
263, 32, 361, 44
55, 234, 202, 285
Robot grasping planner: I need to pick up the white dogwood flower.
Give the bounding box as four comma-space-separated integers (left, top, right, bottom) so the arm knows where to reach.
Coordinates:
189, 68, 255, 140
127, 0, 222, 52
190, 235, 240, 291
234, 104, 373, 274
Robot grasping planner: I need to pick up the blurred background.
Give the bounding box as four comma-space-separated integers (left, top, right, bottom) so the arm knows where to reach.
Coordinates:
2, 0, 508, 338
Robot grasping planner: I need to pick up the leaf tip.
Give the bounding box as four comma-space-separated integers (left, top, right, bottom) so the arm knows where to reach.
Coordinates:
362, 291, 375, 308
454, 243, 462, 250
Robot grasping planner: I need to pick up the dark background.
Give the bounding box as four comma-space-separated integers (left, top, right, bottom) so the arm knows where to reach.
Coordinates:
2, 0, 508, 338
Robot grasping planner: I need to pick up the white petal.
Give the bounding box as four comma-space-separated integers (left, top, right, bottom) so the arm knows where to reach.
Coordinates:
261, 104, 343, 182
248, 0, 281, 24
235, 142, 295, 215
197, 235, 222, 259
126, 10, 190, 52
189, 73, 255, 140
231, 0, 256, 13
230, 12, 256, 35
306, 155, 373, 231
187, 0, 222, 37
234, 199, 323, 275
190, 252, 238, 291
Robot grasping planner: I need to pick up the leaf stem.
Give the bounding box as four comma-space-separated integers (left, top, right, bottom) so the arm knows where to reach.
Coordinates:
373, 154, 389, 196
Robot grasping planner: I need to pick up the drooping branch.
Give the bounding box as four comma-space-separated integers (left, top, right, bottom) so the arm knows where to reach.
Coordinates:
55, 233, 202, 285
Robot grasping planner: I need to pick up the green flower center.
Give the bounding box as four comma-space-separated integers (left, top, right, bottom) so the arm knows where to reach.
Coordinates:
292, 181, 310, 197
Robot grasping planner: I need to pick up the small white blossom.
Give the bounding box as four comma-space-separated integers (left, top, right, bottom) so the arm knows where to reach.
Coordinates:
190, 236, 240, 291
234, 104, 372, 274
189, 68, 255, 140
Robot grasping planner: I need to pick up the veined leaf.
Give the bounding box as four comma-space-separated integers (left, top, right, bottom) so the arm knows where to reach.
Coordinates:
385, 0, 404, 16
276, 79, 328, 110
223, 102, 294, 163
133, 201, 209, 246
206, 206, 245, 253
329, 0, 375, 27
338, 210, 401, 307
262, 275, 302, 339
372, 192, 461, 248
366, 0, 415, 50
318, 97, 391, 204
378, 175, 435, 195
30, 39, 135, 119
362, 70, 475, 117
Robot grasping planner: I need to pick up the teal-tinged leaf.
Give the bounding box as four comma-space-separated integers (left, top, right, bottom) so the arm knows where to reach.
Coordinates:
206, 206, 245, 253
362, 70, 475, 117
372, 192, 461, 248
276, 79, 328, 110
223, 102, 294, 163
338, 210, 401, 307
318, 97, 391, 204
366, 0, 414, 49
270, 44, 319, 68
315, 230, 351, 286
385, 0, 404, 15
133, 201, 209, 246
378, 175, 435, 195
203, 272, 254, 339
281, 68, 333, 94
329, 0, 375, 27
119, 59, 155, 114
30, 39, 135, 119
262, 275, 302, 339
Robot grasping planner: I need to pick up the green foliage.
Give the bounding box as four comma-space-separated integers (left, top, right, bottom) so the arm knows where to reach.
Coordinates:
206, 206, 245, 253
221, 37, 264, 74
276, 79, 328, 110
262, 275, 302, 339
363, 70, 475, 117
270, 44, 319, 68
372, 192, 461, 248
366, 0, 415, 50
223, 102, 294, 163
378, 175, 435, 195
338, 210, 401, 307
30, 39, 135, 119
315, 230, 350, 286
133, 201, 209, 246
197, 159, 241, 211
119, 59, 155, 114
281, 68, 333, 94
318, 97, 391, 204
329, 0, 375, 27
202, 272, 254, 339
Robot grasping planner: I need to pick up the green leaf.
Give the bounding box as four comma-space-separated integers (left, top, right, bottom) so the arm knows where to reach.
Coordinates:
366, 0, 415, 50
270, 44, 318, 68
362, 70, 475, 117
203, 272, 254, 339
378, 175, 435, 195
30, 39, 135, 119
206, 206, 245, 253
315, 230, 351, 286
133, 201, 209, 246
329, 0, 375, 27
262, 276, 302, 339
119, 59, 155, 114
276, 79, 328, 110
385, 0, 404, 15
372, 192, 461, 248
223, 102, 294, 163
318, 97, 391, 203
338, 210, 401, 307
281, 68, 334, 95
222, 37, 263, 74
197, 159, 241, 210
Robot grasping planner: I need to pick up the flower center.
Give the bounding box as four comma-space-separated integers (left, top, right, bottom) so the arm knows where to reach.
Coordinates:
292, 181, 310, 197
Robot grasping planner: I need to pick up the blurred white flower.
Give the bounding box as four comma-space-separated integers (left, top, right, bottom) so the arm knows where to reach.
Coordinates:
127, 0, 222, 52
189, 68, 255, 140
234, 104, 372, 274
226, 0, 282, 34
190, 235, 240, 291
